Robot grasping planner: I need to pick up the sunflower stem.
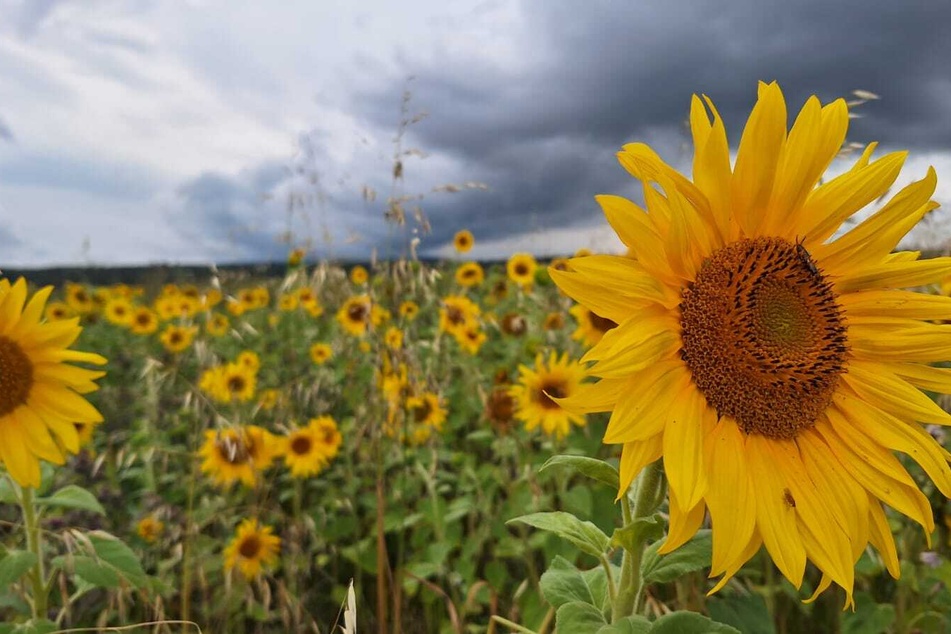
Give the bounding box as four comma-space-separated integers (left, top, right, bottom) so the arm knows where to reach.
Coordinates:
19, 485, 49, 621
611, 459, 664, 622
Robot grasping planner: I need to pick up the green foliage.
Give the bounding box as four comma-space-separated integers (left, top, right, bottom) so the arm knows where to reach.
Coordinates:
508, 512, 611, 559
641, 530, 713, 584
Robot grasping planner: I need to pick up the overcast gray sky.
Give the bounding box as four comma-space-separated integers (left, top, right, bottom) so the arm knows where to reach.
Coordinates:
1, 0, 950, 267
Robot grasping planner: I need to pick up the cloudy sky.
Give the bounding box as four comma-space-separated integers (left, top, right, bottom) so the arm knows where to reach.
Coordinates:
1, 0, 950, 268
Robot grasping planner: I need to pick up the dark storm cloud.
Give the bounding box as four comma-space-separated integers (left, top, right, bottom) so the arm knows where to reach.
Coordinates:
350, 0, 951, 252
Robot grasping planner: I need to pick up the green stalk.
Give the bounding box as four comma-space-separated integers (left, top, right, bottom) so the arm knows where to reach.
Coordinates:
20, 486, 48, 621
611, 460, 664, 622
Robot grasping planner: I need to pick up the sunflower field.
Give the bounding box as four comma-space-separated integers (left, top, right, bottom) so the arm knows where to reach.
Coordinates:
3, 84, 951, 634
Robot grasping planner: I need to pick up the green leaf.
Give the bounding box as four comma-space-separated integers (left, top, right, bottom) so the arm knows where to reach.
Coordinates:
36, 485, 106, 516
842, 592, 896, 634
0, 551, 38, 587
73, 556, 121, 588
641, 530, 712, 584
89, 533, 149, 588
540, 556, 598, 609
611, 513, 665, 553
596, 615, 652, 634
507, 512, 610, 558
555, 601, 607, 632
540, 455, 620, 490
650, 611, 741, 633
707, 595, 776, 634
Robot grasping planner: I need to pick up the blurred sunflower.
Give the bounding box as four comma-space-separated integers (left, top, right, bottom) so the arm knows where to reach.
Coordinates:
237, 350, 260, 373
407, 392, 447, 432
337, 295, 374, 336
455, 262, 485, 287
543, 312, 565, 331
287, 247, 306, 267
206, 313, 230, 337
501, 312, 528, 337
399, 300, 420, 321
219, 362, 257, 403
65, 283, 95, 314
439, 295, 480, 337
453, 229, 474, 253
569, 304, 618, 347
350, 265, 369, 285
224, 519, 281, 580
44, 301, 74, 322
507, 253, 537, 288
278, 293, 299, 312
130, 307, 159, 335
456, 326, 487, 355
257, 388, 280, 411
384, 327, 404, 350
198, 426, 279, 487
510, 352, 586, 439
0, 278, 107, 487
137, 516, 164, 544
159, 324, 197, 354
283, 416, 341, 478
309, 342, 333, 365
551, 82, 951, 604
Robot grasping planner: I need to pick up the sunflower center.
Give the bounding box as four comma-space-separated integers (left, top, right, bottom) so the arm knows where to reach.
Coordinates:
347, 303, 368, 322
514, 264, 528, 276
227, 376, 246, 393
588, 312, 618, 334
290, 436, 312, 455
446, 306, 465, 325
679, 237, 848, 439
412, 399, 433, 422
538, 381, 568, 410
0, 336, 34, 417
239, 535, 261, 558
216, 437, 250, 464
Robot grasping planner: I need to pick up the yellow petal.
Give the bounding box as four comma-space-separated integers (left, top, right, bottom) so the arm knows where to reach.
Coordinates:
658, 487, 706, 554
617, 439, 663, 500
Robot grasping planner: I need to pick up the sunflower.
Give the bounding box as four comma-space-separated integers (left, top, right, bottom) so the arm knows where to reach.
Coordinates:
350, 265, 369, 285
159, 324, 197, 354
510, 352, 586, 439
287, 247, 306, 267
439, 295, 480, 337
282, 416, 341, 478
137, 516, 165, 543
407, 392, 447, 430
455, 262, 485, 287
257, 388, 280, 411
384, 327, 404, 350
278, 293, 299, 312
309, 342, 333, 365
399, 300, 419, 321
0, 278, 107, 487
543, 312, 565, 331
130, 307, 159, 335
500, 312, 528, 337
65, 283, 95, 314
336, 295, 374, 336
198, 426, 279, 487
206, 313, 230, 337
507, 253, 537, 288
224, 519, 281, 580
44, 301, 74, 322
453, 229, 474, 253
551, 82, 951, 605
569, 304, 619, 347
455, 326, 487, 355
218, 362, 257, 403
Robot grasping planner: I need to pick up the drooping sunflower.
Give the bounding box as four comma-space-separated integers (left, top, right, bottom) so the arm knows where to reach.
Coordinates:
510, 352, 586, 439
198, 426, 279, 488
507, 253, 537, 288
569, 304, 619, 347
0, 278, 107, 487
551, 82, 951, 605
455, 262, 485, 287
224, 519, 281, 580
453, 229, 475, 253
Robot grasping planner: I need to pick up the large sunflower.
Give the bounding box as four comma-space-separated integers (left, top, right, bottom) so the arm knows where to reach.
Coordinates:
0, 278, 107, 487
551, 82, 951, 605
